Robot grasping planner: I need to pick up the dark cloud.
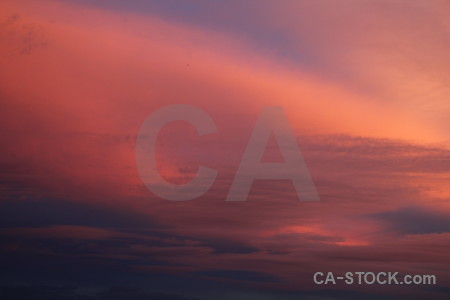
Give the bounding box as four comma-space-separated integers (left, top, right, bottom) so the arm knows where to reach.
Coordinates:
299, 134, 450, 174
370, 206, 450, 235
0, 198, 160, 229
200, 238, 259, 254
191, 270, 281, 283
0, 286, 200, 300
0, 285, 419, 300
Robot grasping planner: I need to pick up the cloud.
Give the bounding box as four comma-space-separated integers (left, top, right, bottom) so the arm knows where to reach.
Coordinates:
0, 197, 161, 229
0, 286, 201, 300
0, 0, 449, 299
371, 206, 450, 235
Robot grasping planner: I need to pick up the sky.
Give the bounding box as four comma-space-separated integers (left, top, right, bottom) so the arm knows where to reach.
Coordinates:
0, 0, 449, 299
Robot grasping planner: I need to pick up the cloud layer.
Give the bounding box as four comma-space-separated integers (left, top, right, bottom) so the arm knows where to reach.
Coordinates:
1, 1, 449, 299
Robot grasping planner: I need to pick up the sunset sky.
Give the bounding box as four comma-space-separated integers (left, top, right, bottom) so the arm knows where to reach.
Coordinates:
1, 0, 449, 299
